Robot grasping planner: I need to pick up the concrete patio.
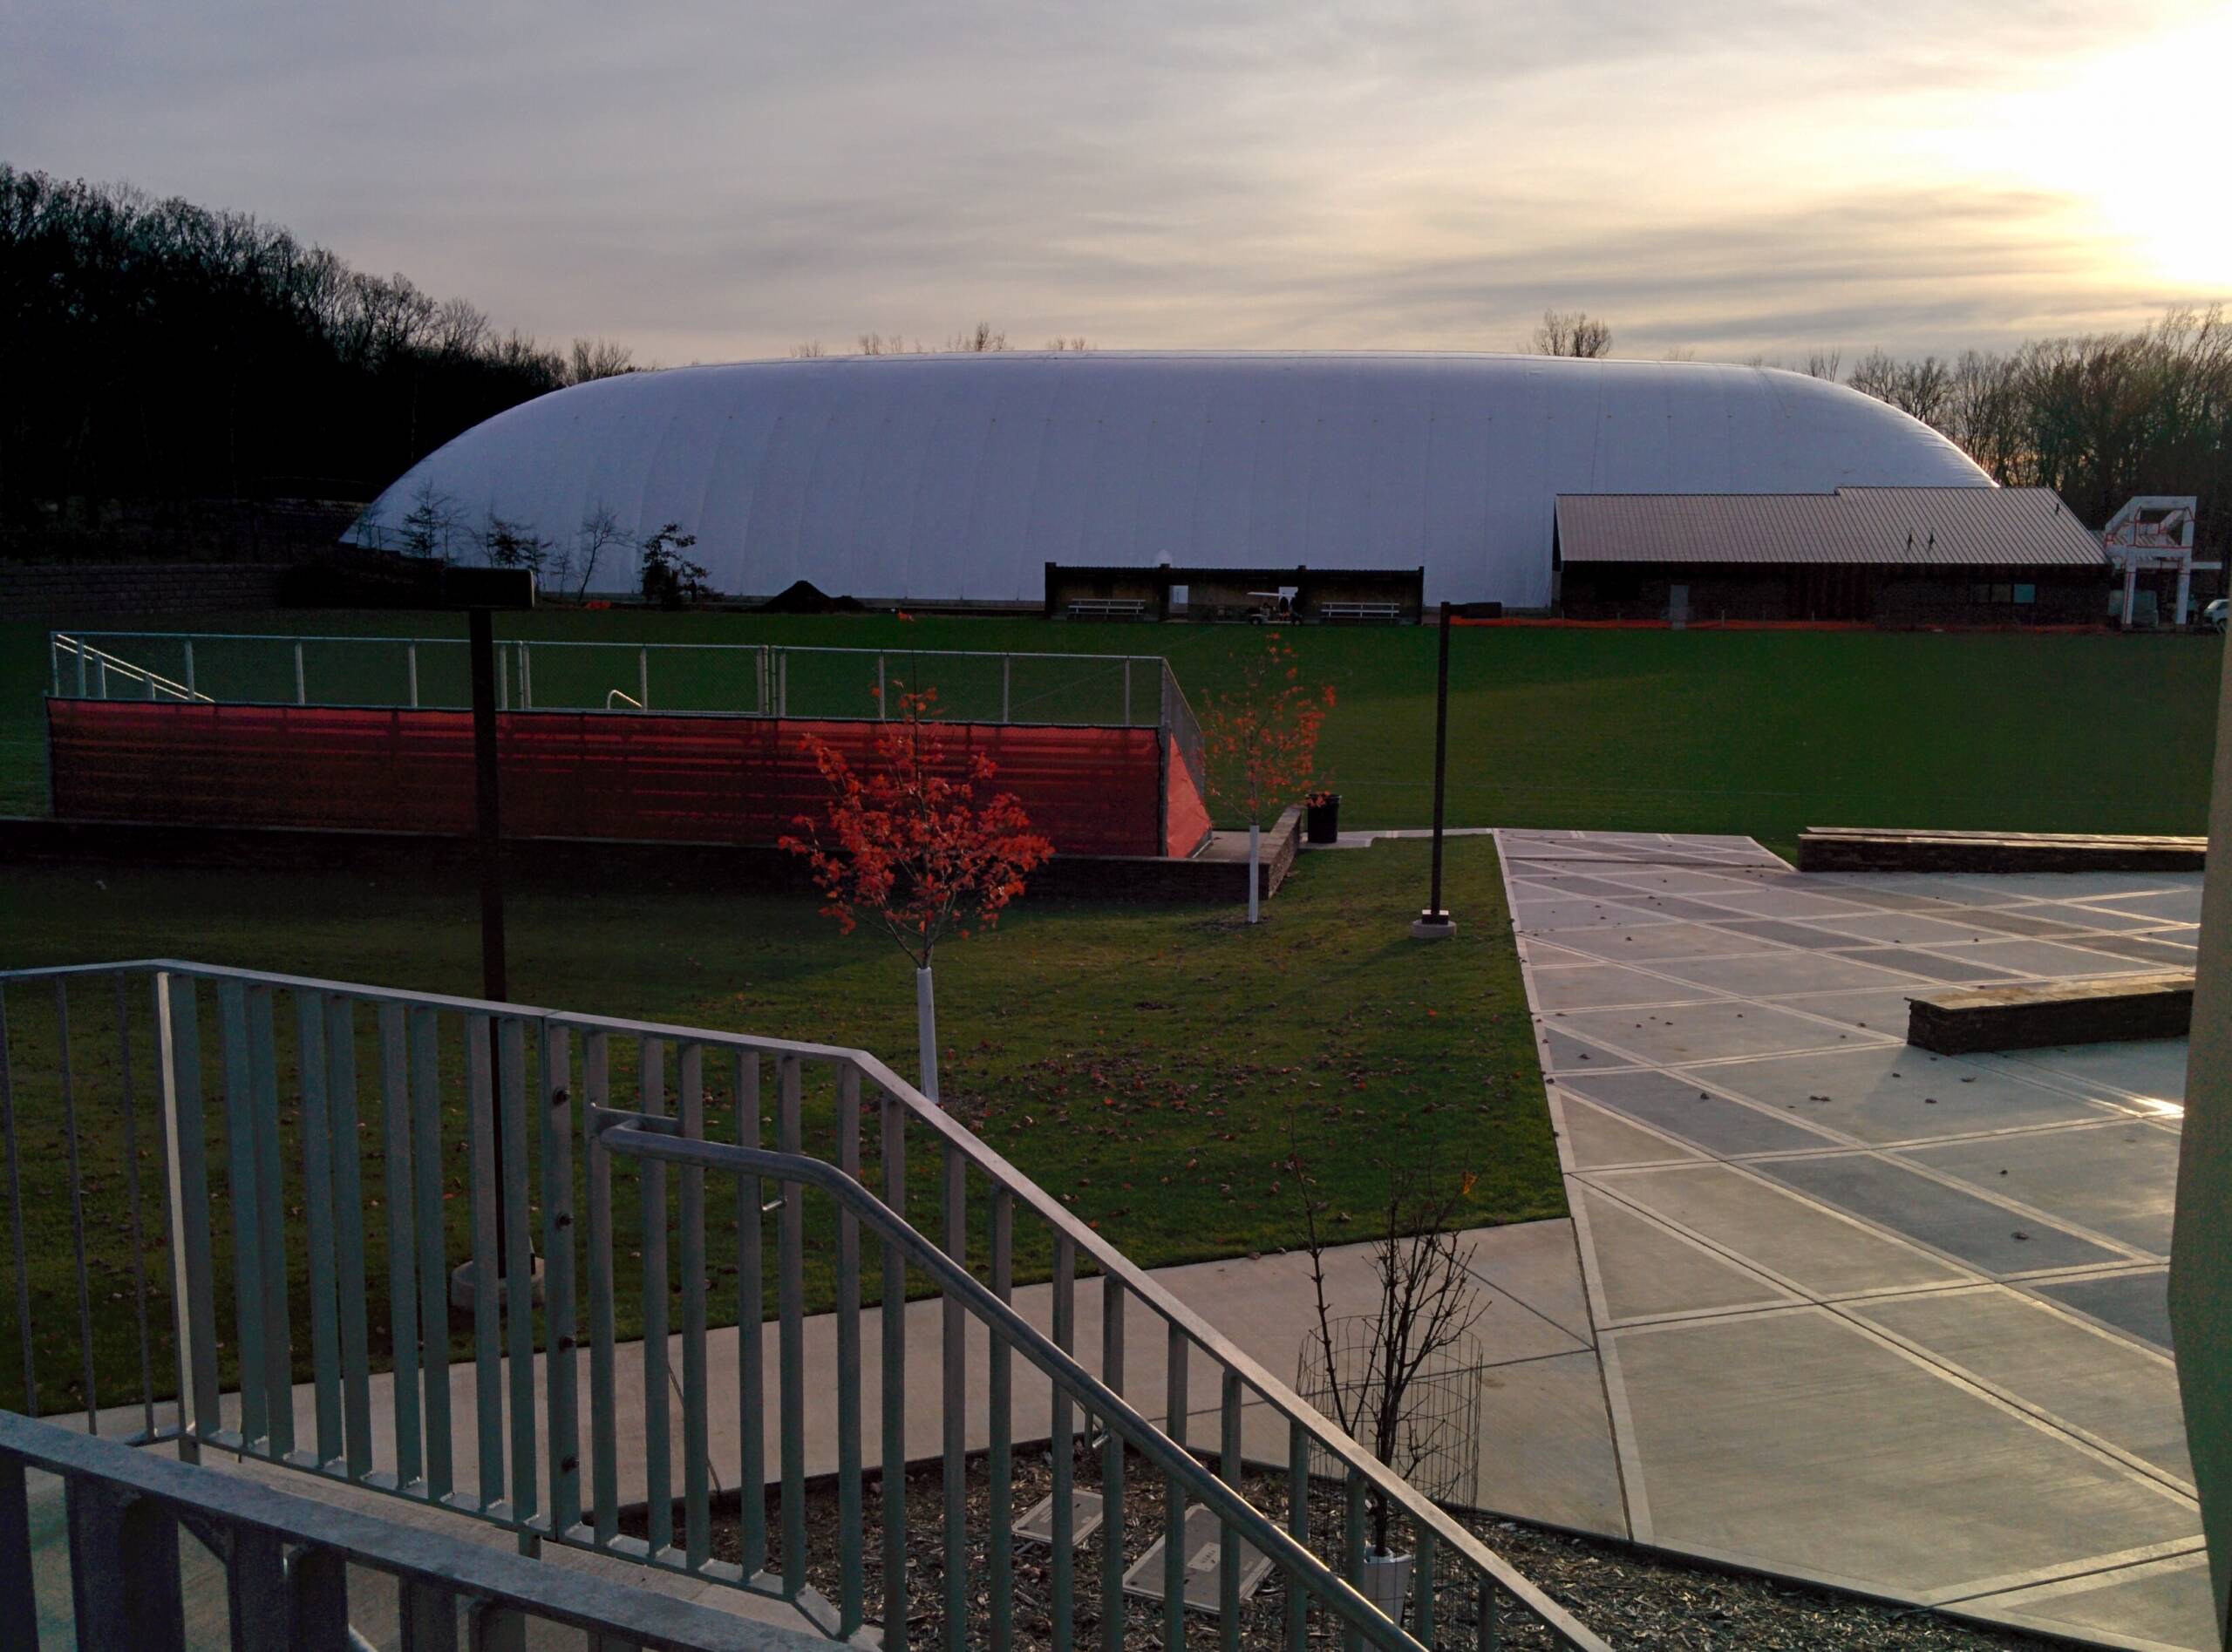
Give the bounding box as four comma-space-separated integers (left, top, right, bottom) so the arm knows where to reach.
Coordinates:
1498, 827, 2213, 1652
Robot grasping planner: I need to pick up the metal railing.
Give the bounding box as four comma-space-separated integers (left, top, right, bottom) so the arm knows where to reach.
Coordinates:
46, 632, 1172, 730
0, 962, 1606, 1651
48, 634, 213, 705
0, 1409, 830, 1650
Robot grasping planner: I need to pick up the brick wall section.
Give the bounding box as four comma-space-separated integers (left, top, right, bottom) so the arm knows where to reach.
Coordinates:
0, 561, 284, 621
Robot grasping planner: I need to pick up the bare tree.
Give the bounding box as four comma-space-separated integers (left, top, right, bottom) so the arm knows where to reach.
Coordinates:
1801, 347, 1843, 381
569, 504, 628, 598
945, 322, 1009, 353
1045, 336, 1091, 351
857, 332, 919, 356
1295, 1141, 1487, 1554
566, 337, 636, 384
791, 340, 828, 358
1847, 349, 1952, 425
1531, 309, 1612, 358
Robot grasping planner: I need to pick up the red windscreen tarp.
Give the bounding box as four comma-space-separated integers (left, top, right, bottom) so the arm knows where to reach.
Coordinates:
48, 700, 1167, 857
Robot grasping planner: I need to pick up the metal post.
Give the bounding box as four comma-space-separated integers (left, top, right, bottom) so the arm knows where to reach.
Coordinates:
521, 643, 534, 710
1123, 659, 1133, 724
779, 650, 789, 717
638, 647, 650, 710
1002, 655, 1011, 723
468, 608, 512, 1274
76, 642, 87, 699
408, 643, 419, 708
877, 655, 886, 718
1413, 602, 1456, 938
182, 641, 195, 698
295, 642, 306, 705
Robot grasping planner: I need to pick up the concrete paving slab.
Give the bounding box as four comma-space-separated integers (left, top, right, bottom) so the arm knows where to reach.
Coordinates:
1647, 949, 1929, 998
1552, 1000, 1863, 1064
1751, 1152, 2128, 1274
1667, 887, 1882, 921
1940, 937, 2166, 978
1529, 963, 1706, 1011
1609, 1309, 2200, 1597
1957, 1550, 2219, 1652
1580, 1165, 1970, 1298
1699, 917, 1866, 950
2034, 1269, 2175, 1352
1454, 1214, 1598, 1344
1990, 1038, 2192, 1108
1536, 1026, 1640, 1072
1555, 1066, 1838, 1156
1808, 910, 2025, 947
1846, 1285, 2191, 1484
1556, 1096, 1707, 1171
1998, 901, 2171, 934
1541, 922, 1791, 962
1698, 1046, 2125, 1145
2075, 887, 2205, 924
1839, 946, 2025, 982
1906, 1122, 2181, 1256
2075, 934, 2202, 967
1470, 1349, 1629, 1538
1512, 896, 1679, 933
1569, 868, 1769, 897
1571, 1186, 1793, 1322
1766, 988, 1921, 1034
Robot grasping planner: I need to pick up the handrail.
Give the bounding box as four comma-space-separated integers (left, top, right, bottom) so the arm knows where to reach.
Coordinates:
50, 633, 211, 704
0, 1411, 829, 1650
600, 1121, 1430, 1652
0, 958, 1611, 1650
606, 688, 644, 710
50, 629, 1167, 669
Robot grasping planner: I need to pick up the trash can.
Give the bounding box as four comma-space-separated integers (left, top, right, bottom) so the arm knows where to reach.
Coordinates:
1306, 792, 1342, 844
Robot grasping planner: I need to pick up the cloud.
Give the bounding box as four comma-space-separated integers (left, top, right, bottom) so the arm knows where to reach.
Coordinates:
5, 0, 2227, 364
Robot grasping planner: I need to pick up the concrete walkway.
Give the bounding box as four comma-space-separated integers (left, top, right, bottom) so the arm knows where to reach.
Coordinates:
1497, 827, 2214, 1652
34, 1218, 1611, 1645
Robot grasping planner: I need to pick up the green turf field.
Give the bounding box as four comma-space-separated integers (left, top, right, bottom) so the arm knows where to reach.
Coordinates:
7, 610, 2222, 853
0, 836, 1549, 1412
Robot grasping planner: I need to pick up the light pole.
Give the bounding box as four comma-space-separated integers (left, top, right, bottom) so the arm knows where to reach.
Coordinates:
1412, 601, 1456, 940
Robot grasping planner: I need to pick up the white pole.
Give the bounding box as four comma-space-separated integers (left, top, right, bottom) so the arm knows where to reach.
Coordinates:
915, 964, 941, 1105
877, 655, 886, 718
294, 642, 306, 704
183, 640, 195, 697
1248, 821, 1262, 924
2123, 560, 2140, 629
407, 643, 418, 708
639, 647, 650, 710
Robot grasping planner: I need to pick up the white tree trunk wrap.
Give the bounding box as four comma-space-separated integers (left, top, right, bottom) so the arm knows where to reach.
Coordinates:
916, 963, 941, 1105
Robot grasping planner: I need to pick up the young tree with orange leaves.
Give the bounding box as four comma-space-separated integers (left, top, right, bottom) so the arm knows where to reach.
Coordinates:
1200, 633, 1336, 922
780, 687, 1053, 1103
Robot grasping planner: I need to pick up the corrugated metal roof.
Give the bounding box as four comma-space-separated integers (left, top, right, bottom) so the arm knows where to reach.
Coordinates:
1556, 487, 2104, 567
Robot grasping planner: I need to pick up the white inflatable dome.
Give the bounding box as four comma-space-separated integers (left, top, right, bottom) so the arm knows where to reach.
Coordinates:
350, 351, 1991, 608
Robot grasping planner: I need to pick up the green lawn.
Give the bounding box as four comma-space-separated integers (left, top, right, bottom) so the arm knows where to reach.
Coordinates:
0, 836, 1551, 1415
7, 611, 2221, 854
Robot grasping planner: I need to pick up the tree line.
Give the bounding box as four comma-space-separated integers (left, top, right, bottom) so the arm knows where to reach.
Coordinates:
0, 164, 635, 533
1531, 307, 2231, 546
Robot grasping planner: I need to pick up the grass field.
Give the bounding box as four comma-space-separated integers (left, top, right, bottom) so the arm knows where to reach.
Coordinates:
0, 835, 1552, 1413
6, 610, 2222, 853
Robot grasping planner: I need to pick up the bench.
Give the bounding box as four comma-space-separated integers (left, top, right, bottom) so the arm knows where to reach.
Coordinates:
1799, 827, 2206, 874
1316, 601, 1405, 623
1907, 972, 2195, 1054
1065, 599, 1150, 621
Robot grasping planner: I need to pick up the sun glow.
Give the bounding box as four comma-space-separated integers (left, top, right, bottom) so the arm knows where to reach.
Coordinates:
1973, 6, 2232, 289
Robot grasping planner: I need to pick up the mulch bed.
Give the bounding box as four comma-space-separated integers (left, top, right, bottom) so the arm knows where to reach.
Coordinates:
623, 1444, 2062, 1649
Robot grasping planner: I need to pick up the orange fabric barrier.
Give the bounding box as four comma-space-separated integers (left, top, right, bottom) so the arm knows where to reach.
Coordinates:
48, 701, 1166, 857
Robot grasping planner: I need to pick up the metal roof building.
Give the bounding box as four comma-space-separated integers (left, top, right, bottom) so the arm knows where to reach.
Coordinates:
1555, 486, 2111, 623
1555, 488, 2106, 567
347, 352, 1990, 609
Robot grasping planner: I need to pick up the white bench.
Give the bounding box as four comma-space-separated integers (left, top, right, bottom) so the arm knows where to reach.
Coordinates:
1066, 598, 1151, 620
1317, 601, 1404, 622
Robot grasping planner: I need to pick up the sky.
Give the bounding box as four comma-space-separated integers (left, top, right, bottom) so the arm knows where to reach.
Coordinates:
7, 0, 2229, 367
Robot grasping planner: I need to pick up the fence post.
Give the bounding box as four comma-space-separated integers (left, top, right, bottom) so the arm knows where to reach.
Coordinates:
1123, 659, 1133, 724
779, 650, 789, 717
182, 641, 195, 698
295, 642, 306, 705
1002, 655, 1011, 722
409, 642, 420, 708
638, 648, 650, 710
49, 636, 60, 698
877, 655, 886, 718
521, 643, 534, 710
